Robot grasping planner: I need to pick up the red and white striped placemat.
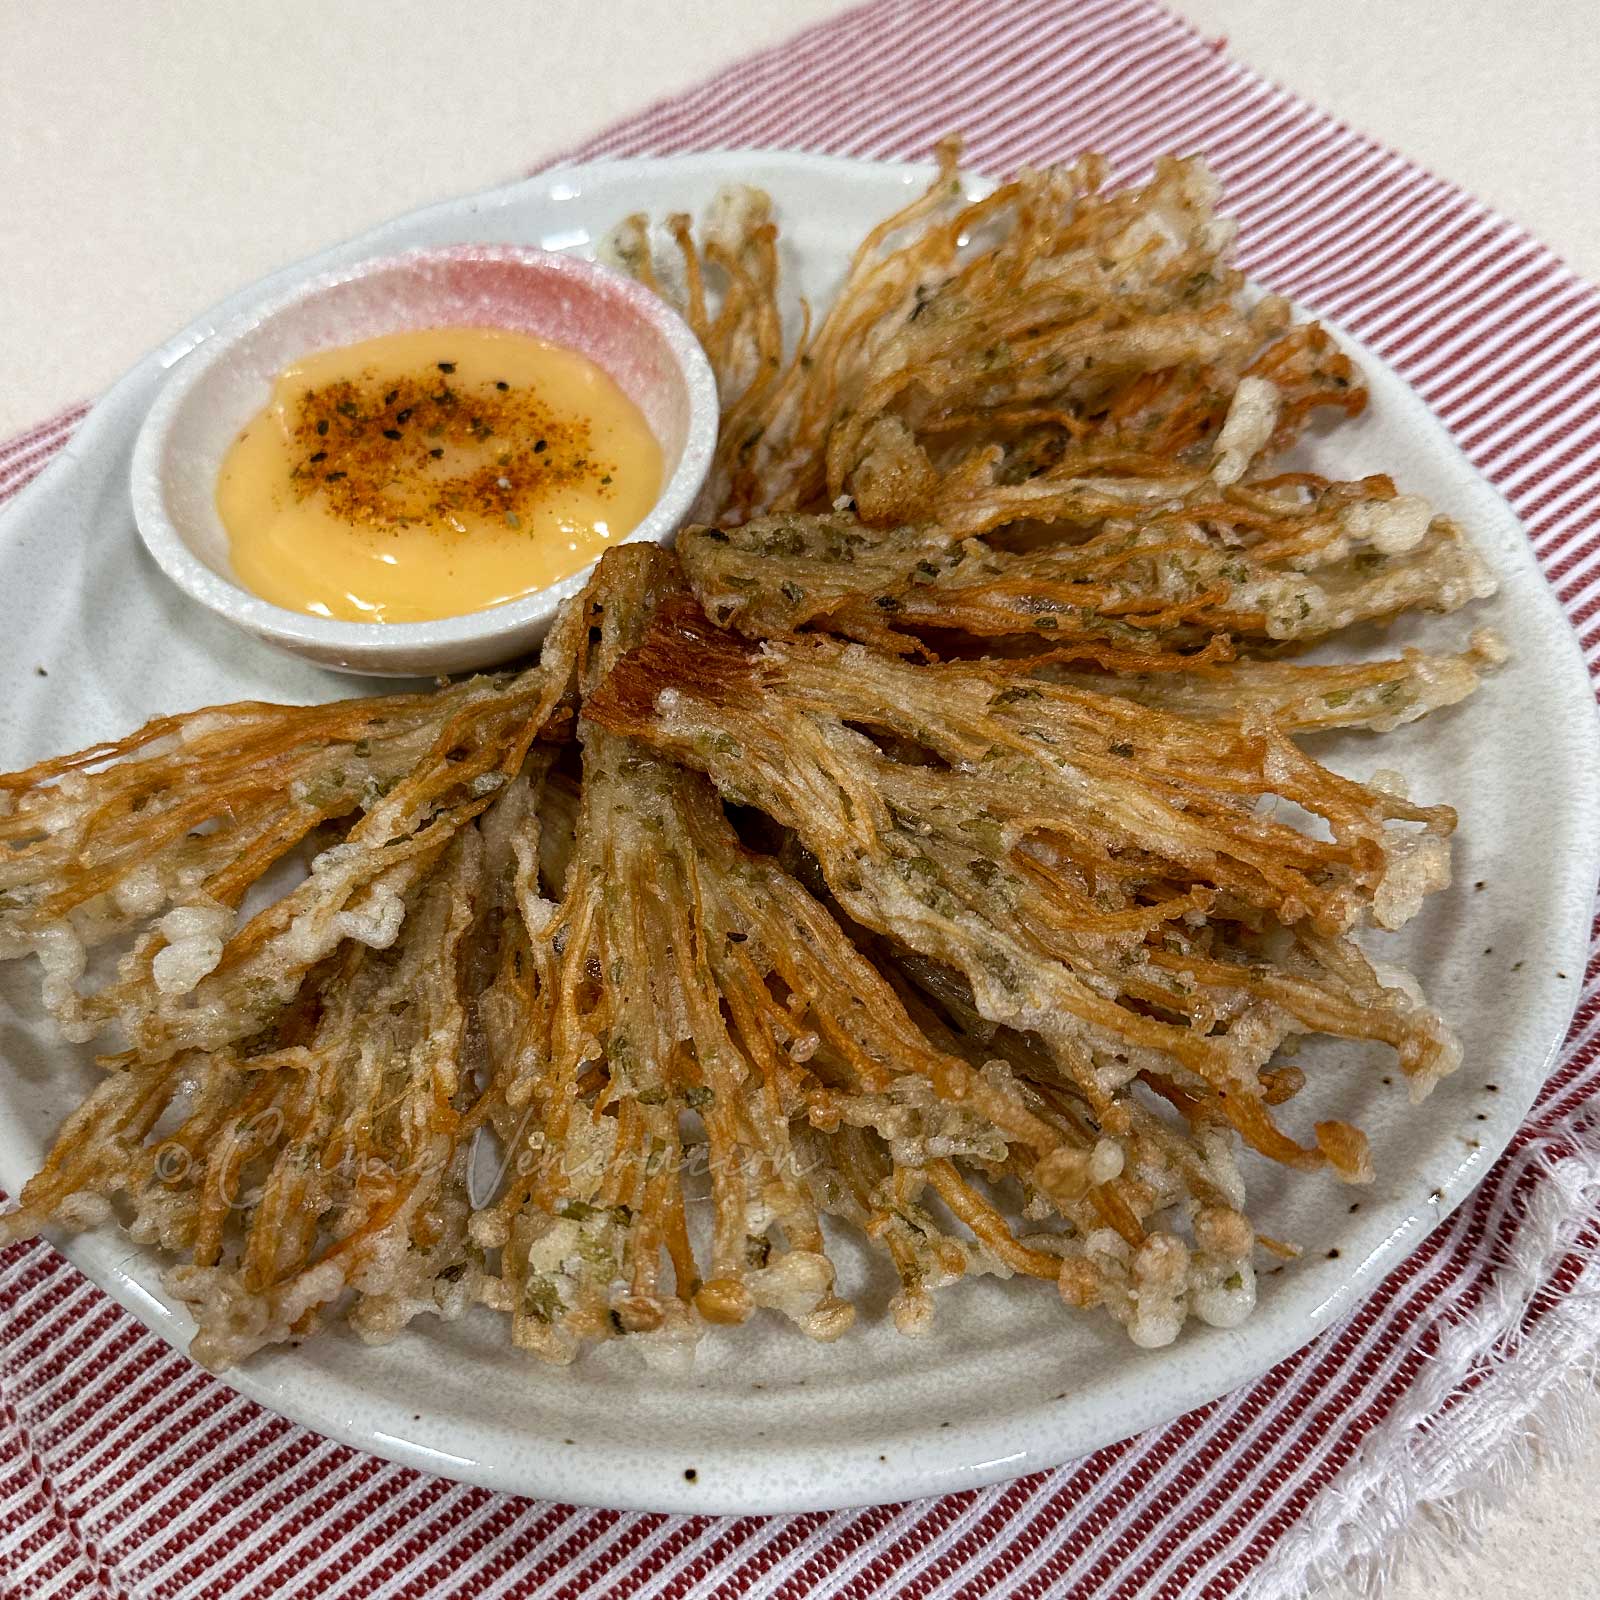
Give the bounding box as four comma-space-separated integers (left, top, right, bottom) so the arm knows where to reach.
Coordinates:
4, 2, 1600, 1596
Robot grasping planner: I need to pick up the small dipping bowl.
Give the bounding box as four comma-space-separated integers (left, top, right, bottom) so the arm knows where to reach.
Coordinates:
131, 246, 718, 676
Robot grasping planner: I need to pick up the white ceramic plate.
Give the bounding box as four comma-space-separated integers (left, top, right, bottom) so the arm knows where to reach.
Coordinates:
1, 153, 1596, 1516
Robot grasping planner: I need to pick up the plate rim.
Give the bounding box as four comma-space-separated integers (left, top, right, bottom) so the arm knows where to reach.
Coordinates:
3, 148, 1598, 1515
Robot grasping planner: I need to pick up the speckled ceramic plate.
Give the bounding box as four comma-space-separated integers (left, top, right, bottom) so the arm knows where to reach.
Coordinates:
1, 153, 1596, 1516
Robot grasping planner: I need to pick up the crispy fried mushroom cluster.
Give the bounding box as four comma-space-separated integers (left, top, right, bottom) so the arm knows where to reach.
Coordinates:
0, 146, 1499, 1368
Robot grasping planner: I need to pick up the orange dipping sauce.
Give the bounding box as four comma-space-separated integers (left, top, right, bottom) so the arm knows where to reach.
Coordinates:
217, 327, 662, 623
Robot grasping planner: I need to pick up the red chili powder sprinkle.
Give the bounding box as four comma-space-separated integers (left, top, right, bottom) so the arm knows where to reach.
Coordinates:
288, 366, 615, 532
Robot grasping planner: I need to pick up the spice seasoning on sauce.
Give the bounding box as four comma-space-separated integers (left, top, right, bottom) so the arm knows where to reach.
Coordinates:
217, 327, 662, 624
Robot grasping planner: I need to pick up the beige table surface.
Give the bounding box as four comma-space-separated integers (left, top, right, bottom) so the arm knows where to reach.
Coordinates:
2, 2, 1596, 1594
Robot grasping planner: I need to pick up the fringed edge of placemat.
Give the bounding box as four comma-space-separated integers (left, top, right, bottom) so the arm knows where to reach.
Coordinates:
1248, 1102, 1600, 1598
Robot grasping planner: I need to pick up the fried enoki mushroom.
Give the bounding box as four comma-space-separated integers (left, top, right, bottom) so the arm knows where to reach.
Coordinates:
466, 547, 1256, 1356
680, 489, 1496, 671
0, 630, 582, 1060
1039, 631, 1507, 733
587, 598, 1462, 1181
0, 623, 590, 1363
0, 752, 565, 1366
606, 145, 1365, 530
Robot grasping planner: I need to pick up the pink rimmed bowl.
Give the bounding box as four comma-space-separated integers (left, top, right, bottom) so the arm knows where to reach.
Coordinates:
130, 246, 718, 676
